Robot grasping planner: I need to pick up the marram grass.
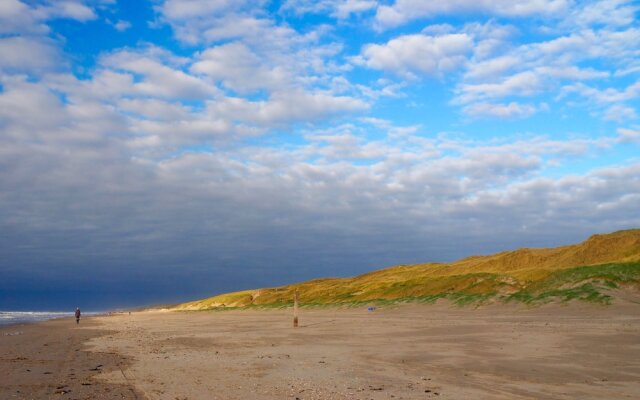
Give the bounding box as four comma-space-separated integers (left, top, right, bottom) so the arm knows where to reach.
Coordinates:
173, 229, 640, 310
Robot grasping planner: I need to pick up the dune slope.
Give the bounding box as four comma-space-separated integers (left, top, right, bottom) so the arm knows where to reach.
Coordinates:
174, 229, 640, 309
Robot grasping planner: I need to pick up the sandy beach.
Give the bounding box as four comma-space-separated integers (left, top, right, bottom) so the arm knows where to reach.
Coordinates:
0, 317, 142, 399
2, 302, 639, 400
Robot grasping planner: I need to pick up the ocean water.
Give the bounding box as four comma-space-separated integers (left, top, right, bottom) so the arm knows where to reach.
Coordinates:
0, 311, 75, 327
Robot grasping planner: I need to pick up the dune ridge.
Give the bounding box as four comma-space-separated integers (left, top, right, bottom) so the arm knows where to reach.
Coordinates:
174, 229, 640, 309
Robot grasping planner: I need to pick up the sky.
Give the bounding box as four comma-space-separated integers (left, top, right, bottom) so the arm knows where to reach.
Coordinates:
1, 0, 639, 311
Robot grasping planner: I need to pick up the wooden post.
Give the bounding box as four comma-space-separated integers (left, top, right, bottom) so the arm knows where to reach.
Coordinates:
293, 289, 299, 328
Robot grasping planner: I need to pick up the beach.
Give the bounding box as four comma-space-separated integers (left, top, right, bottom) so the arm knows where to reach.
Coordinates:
0, 317, 142, 399
2, 302, 639, 400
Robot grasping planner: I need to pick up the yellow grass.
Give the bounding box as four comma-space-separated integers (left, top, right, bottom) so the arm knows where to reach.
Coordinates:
174, 229, 640, 309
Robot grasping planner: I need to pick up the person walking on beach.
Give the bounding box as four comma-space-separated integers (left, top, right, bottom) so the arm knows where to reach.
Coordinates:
75, 307, 81, 324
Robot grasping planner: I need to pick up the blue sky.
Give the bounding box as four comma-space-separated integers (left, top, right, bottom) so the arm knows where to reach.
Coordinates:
1, 0, 639, 310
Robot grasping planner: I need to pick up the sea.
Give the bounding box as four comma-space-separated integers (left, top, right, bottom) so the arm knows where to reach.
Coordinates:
0, 311, 91, 327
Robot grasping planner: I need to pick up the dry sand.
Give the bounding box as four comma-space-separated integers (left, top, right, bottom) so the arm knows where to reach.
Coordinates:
2, 302, 639, 399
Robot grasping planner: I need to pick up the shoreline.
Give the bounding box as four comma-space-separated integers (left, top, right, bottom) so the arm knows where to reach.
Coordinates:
0, 312, 73, 329
0, 311, 111, 329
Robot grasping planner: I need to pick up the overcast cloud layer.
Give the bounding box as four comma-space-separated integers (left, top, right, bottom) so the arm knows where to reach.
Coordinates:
1, 0, 639, 310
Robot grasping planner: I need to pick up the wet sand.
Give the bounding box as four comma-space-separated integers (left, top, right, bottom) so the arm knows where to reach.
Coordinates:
0, 317, 142, 399
2, 302, 639, 399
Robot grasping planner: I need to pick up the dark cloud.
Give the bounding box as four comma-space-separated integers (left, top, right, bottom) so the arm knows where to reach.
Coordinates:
1, 0, 639, 310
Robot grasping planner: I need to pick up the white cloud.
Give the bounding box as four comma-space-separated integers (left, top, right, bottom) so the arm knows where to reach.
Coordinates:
156, 0, 263, 45
100, 48, 217, 100
562, 80, 640, 104
568, 0, 639, 28
45, 69, 136, 103
0, 76, 69, 134
617, 127, 640, 143
358, 15, 636, 120
34, 1, 97, 22
280, 0, 377, 19
461, 30, 628, 90
0, 0, 100, 35
358, 33, 473, 78
0, 37, 61, 72
546, 28, 639, 65
207, 90, 368, 126
305, 130, 389, 161
191, 42, 291, 93
614, 64, 640, 77
449, 20, 640, 118
113, 20, 131, 32
16, 26, 368, 155
535, 66, 609, 80
0, 0, 46, 34
334, 0, 378, 18
464, 55, 520, 81
157, 0, 352, 100
463, 102, 538, 118
32, 36, 368, 152
118, 99, 192, 121
0, 0, 104, 81
374, 0, 571, 30
455, 71, 544, 104
129, 117, 233, 144
604, 104, 638, 122
159, 0, 245, 21
201, 16, 272, 43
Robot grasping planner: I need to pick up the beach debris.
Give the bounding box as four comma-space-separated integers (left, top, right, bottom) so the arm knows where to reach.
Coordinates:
90, 364, 103, 371
293, 290, 299, 328
54, 385, 71, 395
3, 331, 23, 336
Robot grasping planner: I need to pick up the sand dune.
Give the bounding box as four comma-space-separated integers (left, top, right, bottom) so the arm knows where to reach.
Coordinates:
175, 229, 640, 309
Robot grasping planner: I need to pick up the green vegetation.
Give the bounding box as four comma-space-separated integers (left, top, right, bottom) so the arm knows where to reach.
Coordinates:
506, 262, 640, 305
172, 230, 640, 310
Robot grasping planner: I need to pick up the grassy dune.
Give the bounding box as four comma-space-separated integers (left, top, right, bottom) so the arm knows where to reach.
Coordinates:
174, 229, 640, 310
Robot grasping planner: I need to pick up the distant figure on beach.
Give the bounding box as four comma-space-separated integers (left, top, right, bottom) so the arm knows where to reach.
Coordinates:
75, 307, 81, 324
